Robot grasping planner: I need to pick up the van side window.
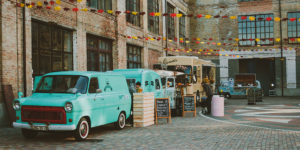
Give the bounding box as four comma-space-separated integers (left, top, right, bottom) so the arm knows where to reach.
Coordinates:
89, 77, 99, 93
167, 78, 174, 87
145, 81, 149, 86
155, 79, 160, 89
151, 81, 154, 86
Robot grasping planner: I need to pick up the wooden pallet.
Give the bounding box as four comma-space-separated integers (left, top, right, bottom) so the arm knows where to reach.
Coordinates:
133, 93, 154, 127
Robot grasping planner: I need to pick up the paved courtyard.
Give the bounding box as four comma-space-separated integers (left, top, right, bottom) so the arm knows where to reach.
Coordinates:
0, 97, 300, 150
211, 97, 300, 131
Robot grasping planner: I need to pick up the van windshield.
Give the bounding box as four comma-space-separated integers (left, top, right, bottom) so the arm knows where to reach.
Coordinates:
35, 75, 88, 94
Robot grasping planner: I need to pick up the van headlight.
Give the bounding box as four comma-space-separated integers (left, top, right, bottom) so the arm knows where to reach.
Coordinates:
13, 101, 20, 111
64, 102, 73, 112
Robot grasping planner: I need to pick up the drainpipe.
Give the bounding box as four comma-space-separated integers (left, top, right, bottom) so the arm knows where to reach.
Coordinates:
278, 0, 284, 96
22, 0, 27, 96
165, 0, 168, 56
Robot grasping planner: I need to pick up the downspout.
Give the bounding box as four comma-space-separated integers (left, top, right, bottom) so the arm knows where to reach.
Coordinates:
278, 0, 284, 96
165, 0, 168, 56
22, 0, 27, 96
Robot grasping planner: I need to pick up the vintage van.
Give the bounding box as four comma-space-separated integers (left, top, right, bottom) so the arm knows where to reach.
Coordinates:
13, 71, 131, 140
113, 69, 164, 98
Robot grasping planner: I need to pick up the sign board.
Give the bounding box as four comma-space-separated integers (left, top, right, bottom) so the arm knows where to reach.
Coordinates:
155, 98, 171, 124
182, 95, 196, 117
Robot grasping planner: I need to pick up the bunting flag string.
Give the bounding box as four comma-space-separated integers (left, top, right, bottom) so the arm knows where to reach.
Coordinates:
3, 0, 299, 58
9, 0, 300, 22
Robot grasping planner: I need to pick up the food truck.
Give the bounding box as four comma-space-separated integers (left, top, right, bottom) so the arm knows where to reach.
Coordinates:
154, 56, 216, 104
218, 74, 262, 98
154, 70, 184, 111
113, 69, 164, 98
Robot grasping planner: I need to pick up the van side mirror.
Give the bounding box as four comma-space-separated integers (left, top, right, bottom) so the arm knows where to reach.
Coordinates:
96, 89, 102, 93
18, 92, 23, 98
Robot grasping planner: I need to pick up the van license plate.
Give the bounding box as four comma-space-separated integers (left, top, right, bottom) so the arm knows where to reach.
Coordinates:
31, 125, 48, 131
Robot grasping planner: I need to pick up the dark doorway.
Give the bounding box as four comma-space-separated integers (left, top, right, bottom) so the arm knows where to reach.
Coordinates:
239, 58, 276, 96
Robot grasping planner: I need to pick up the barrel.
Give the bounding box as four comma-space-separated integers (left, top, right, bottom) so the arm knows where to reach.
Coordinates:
211, 95, 224, 117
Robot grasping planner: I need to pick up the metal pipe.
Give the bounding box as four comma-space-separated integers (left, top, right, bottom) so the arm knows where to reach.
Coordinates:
22, 0, 27, 96
278, 0, 284, 96
165, 0, 168, 56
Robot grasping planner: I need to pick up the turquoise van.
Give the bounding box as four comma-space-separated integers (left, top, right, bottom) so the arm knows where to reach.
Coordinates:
13, 71, 131, 140
113, 69, 164, 98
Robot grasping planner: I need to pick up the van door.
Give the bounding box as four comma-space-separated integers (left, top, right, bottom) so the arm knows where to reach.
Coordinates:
154, 78, 163, 98
100, 77, 119, 124
166, 77, 176, 109
88, 77, 104, 126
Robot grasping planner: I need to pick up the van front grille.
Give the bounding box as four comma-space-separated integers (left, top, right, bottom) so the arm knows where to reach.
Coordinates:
21, 106, 66, 124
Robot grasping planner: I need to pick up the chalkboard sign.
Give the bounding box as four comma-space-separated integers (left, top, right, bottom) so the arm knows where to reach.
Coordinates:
182, 95, 196, 117
155, 98, 171, 124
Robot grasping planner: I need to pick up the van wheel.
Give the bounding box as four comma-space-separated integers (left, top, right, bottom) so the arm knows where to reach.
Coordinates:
74, 118, 90, 141
21, 129, 38, 139
115, 112, 126, 130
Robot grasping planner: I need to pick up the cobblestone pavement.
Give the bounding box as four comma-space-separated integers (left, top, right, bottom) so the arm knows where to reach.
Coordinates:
211, 97, 300, 131
1, 105, 300, 150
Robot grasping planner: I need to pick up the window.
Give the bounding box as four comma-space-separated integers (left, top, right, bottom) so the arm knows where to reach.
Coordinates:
179, 11, 186, 46
167, 3, 175, 39
32, 20, 73, 76
288, 12, 300, 44
148, 0, 159, 34
126, 0, 140, 26
167, 78, 174, 87
127, 45, 142, 68
36, 75, 88, 94
87, 0, 112, 10
89, 77, 99, 93
87, 35, 113, 72
238, 14, 274, 46
155, 79, 160, 89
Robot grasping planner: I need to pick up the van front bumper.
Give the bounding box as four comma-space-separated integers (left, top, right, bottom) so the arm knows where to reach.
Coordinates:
13, 122, 76, 131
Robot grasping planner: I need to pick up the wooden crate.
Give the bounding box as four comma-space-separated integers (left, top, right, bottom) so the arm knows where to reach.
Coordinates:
133, 93, 155, 127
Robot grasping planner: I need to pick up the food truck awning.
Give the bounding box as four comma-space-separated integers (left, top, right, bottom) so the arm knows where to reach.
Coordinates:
154, 70, 184, 77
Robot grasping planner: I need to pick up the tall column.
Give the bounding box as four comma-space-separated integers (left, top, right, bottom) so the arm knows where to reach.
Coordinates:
219, 57, 229, 82
75, 0, 87, 71
114, 0, 127, 69
286, 55, 297, 88
142, 0, 149, 68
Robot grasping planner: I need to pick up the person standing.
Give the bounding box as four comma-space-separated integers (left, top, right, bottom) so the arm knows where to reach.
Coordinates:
136, 82, 143, 93
202, 81, 213, 115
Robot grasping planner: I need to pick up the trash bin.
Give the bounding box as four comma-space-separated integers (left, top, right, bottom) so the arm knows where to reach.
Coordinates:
247, 88, 256, 105
211, 95, 224, 117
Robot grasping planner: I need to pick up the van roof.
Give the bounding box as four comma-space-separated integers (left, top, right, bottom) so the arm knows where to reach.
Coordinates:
113, 69, 159, 77
44, 71, 122, 77
114, 69, 155, 73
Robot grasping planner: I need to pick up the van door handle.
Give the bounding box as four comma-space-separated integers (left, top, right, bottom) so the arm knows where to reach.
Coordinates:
94, 96, 104, 100
119, 95, 124, 99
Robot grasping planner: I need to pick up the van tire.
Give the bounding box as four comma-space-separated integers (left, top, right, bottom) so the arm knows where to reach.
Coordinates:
74, 118, 90, 141
115, 112, 126, 130
21, 129, 38, 139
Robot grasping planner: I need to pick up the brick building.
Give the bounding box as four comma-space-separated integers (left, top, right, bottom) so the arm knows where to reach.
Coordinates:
0, 0, 189, 126
189, 0, 300, 97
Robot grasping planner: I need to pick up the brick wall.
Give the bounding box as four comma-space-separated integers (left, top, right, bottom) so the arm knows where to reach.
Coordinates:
148, 49, 162, 69
0, 0, 190, 126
